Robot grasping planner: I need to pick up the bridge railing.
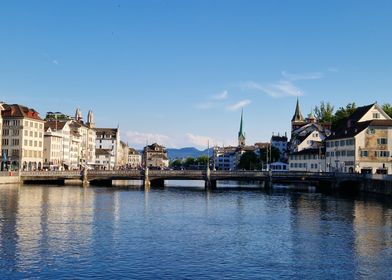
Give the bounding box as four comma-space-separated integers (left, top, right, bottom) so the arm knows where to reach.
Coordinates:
149, 170, 204, 176
20, 171, 81, 177
88, 170, 142, 176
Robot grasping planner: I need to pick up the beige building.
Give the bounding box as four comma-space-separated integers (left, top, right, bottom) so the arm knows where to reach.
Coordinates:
326, 103, 392, 174
0, 102, 3, 169
128, 148, 142, 169
143, 143, 169, 169
2, 104, 45, 170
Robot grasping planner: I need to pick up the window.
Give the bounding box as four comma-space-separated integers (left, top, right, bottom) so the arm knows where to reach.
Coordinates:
367, 128, 375, 135
2, 139, 9, 146
3, 129, 9, 136
375, 151, 390, 157
340, 140, 346, 146
361, 150, 368, 157
335, 141, 340, 147
341, 150, 346, 157
373, 112, 380, 119
377, 138, 388, 145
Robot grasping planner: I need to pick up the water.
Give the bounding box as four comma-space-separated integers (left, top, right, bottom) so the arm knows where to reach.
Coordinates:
0, 183, 392, 279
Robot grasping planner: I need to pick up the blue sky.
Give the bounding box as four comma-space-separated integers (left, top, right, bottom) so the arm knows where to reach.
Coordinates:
1, 1, 391, 149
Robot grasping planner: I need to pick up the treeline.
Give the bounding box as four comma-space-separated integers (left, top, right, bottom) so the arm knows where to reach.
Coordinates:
170, 155, 209, 170
313, 102, 392, 130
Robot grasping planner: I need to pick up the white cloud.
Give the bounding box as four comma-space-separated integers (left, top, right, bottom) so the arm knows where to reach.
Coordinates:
241, 80, 303, 98
52, 60, 59, 65
125, 130, 172, 147
212, 90, 228, 100
281, 71, 323, 81
185, 133, 215, 148
226, 99, 251, 111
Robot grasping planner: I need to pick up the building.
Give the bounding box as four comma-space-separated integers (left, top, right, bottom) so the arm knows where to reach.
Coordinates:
128, 148, 142, 169
143, 143, 169, 169
95, 127, 121, 169
118, 141, 129, 168
43, 120, 70, 170
1, 104, 45, 171
238, 109, 246, 147
325, 103, 392, 174
0, 102, 4, 170
95, 148, 114, 170
213, 146, 238, 170
289, 147, 325, 172
288, 99, 331, 172
74, 109, 96, 167
271, 133, 288, 162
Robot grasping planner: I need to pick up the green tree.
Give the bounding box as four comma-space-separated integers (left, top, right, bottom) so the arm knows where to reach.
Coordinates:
196, 155, 209, 166
170, 159, 183, 169
259, 146, 280, 164
183, 157, 196, 169
382, 103, 392, 118
313, 101, 334, 123
237, 151, 261, 170
332, 102, 357, 130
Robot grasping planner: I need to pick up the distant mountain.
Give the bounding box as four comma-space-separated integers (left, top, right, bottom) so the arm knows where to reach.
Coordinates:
167, 147, 212, 160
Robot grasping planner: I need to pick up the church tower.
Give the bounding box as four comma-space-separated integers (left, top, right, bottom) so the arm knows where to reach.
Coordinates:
75, 108, 82, 122
87, 110, 95, 128
291, 98, 306, 132
238, 109, 246, 147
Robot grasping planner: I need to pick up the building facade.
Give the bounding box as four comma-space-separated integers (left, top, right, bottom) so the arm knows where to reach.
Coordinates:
2, 104, 45, 171
143, 143, 169, 169
326, 103, 392, 174
128, 148, 142, 169
95, 127, 121, 169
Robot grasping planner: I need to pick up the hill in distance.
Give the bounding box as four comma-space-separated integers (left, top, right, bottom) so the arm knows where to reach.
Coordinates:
167, 147, 213, 160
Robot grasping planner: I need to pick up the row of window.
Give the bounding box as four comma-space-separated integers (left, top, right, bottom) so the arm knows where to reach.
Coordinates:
2, 129, 19, 136
23, 140, 43, 148
24, 130, 43, 138
1, 149, 20, 157
2, 139, 20, 146
360, 150, 390, 157
326, 139, 355, 148
326, 150, 355, 157
290, 163, 318, 169
290, 154, 321, 160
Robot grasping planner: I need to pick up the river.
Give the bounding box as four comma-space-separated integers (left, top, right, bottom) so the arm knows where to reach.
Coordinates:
0, 183, 392, 279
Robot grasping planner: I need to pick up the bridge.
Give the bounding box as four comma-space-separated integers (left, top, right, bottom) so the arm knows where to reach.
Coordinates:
14, 169, 392, 195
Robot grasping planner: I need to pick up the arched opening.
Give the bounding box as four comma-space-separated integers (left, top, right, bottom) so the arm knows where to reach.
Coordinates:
38, 162, 42, 171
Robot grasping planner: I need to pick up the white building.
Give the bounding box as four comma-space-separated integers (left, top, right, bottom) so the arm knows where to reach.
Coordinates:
95, 148, 115, 170
128, 148, 142, 169
271, 134, 288, 162
95, 127, 121, 169
43, 124, 64, 170
289, 148, 325, 172
2, 104, 45, 170
326, 103, 392, 174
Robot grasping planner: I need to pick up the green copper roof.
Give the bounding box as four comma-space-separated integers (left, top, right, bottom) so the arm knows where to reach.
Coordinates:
238, 109, 245, 138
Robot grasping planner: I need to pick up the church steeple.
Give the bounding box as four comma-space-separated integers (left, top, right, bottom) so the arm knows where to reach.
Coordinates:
238, 109, 246, 147
87, 110, 95, 128
291, 98, 306, 132
75, 108, 82, 122
291, 98, 304, 122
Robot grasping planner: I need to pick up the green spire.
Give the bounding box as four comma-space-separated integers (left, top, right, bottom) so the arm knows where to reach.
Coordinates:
238, 109, 245, 138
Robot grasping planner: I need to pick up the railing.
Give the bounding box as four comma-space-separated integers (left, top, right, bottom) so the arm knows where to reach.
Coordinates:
21, 171, 80, 177
0, 171, 20, 176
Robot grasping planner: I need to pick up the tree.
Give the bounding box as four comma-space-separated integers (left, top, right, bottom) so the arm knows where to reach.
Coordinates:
382, 103, 392, 118
196, 155, 209, 166
183, 157, 196, 169
313, 101, 334, 123
259, 146, 280, 164
238, 151, 261, 170
332, 102, 357, 130
170, 159, 183, 169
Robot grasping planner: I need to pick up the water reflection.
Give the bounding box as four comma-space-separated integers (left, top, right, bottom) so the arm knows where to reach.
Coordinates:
0, 184, 391, 279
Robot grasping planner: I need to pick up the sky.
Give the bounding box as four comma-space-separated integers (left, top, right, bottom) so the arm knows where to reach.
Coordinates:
1, 0, 391, 149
